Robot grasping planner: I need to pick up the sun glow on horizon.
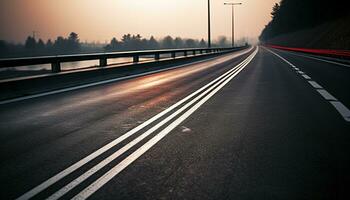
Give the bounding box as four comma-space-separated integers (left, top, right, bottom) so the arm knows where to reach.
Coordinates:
0, 0, 279, 43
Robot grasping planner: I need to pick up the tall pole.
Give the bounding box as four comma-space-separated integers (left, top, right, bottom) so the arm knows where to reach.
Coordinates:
232, 5, 234, 47
224, 3, 242, 47
208, 0, 211, 48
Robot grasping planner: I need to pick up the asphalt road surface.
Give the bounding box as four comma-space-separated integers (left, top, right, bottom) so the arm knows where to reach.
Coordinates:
1, 46, 349, 200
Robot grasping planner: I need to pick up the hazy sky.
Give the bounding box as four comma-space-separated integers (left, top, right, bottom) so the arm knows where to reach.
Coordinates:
0, 0, 279, 43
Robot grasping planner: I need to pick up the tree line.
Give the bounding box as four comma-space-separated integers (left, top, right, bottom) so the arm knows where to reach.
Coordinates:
0, 32, 81, 58
104, 34, 208, 51
0, 33, 236, 58
260, 0, 349, 41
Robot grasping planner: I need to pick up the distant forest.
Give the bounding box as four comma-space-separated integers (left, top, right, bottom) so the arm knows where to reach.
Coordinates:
0, 33, 241, 58
260, 0, 349, 41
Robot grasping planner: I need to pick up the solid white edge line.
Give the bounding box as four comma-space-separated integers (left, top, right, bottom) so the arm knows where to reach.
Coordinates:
15, 47, 256, 200
72, 48, 258, 200
46, 51, 256, 200
0, 47, 253, 105
278, 50, 350, 68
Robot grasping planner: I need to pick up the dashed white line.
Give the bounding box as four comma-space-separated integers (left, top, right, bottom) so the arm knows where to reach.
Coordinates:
302, 75, 311, 79
317, 89, 338, 101
264, 46, 350, 123
330, 102, 350, 122
308, 81, 323, 89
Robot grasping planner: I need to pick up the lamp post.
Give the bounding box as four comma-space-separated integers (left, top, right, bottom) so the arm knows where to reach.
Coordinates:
224, 2, 242, 47
208, 0, 212, 48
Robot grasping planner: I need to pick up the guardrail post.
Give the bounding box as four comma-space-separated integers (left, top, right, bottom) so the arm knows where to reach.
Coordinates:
155, 53, 160, 60
171, 52, 176, 59
51, 61, 61, 73
133, 55, 139, 63
184, 51, 187, 57
99, 57, 107, 67
193, 50, 196, 55
200, 50, 203, 54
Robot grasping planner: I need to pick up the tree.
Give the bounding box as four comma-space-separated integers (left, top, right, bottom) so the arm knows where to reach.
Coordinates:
121, 34, 131, 43
148, 36, 159, 49
141, 38, 148, 49
174, 37, 184, 48
185, 39, 196, 48
131, 34, 142, 49
67, 32, 80, 51
260, 0, 349, 42
68, 32, 79, 42
37, 39, 45, 49
0, 40, 7, 50
271, 3, 280, 18
199, 39, 207, 47
0, 40, 8, 55
162, 36, 174, 49
46, 39, 53, 49
54, 36, 66, 51
25, 36, 36, 49
110, 37, 120, 49
218, 36, 228, 47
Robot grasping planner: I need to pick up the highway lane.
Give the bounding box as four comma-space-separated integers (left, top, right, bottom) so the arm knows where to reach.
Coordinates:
85, 47, 349, 200
1, 46, 350, 200
0, 47, 254, 199
272, 48, 350, 111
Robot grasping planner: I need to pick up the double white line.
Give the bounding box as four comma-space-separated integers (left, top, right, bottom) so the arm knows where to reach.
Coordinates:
16, 47, 258, 200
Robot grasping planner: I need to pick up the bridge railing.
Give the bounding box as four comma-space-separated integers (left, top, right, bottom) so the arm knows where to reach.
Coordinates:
0, 47, 246, 73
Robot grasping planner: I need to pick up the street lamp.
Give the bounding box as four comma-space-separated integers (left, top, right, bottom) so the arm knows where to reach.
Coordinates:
208, 0, 212, 48
224, 2, 242, 47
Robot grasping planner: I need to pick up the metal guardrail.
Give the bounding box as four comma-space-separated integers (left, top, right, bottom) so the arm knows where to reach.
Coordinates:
0, 47, 245, 73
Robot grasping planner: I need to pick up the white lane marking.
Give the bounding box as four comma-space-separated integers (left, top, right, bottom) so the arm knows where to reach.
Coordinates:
72, 48, 258, 200
330, 102, 350, 122
308, 81, 323, 89
294, 68, 300, 70
279, 50, 350, 68
15, 48, 256, 200
302, 75, 311, 79
45, 50, 257, 200
297, 71, 305, 74
264, 47, 350, 122
0, 48, 253, 105
317, 89, 338, 101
